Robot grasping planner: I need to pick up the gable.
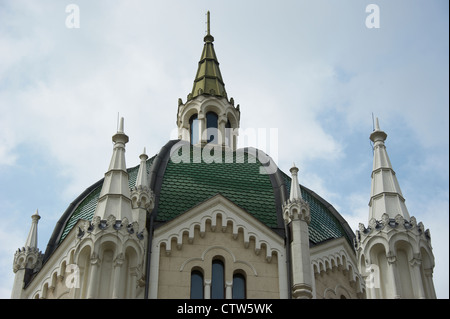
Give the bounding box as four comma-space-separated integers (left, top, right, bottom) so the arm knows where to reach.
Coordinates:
149, 194, 288, 298
153, 194, 284, 260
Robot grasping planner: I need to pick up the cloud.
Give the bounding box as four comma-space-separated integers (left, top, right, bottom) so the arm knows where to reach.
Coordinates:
0, 0, 447, 299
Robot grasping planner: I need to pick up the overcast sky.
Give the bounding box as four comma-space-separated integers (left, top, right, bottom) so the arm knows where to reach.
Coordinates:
0, 0, 448, 298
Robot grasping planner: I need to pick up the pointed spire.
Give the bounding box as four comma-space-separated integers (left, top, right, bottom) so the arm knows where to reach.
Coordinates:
109, 117, 129, 171
135, 147, 149, 188
94, 117, 132, 221
188, 11, 227, 101
369, 118, 410, 221
24, 210, 40, 249
289, 164, 303, 201
131, 146, 154, 226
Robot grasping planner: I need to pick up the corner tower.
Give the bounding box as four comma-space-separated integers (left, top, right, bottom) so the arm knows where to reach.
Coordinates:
355, 118, 436, 299
176, 11, 240, 150
12, 210, 43, 298
283, 165, 313, 299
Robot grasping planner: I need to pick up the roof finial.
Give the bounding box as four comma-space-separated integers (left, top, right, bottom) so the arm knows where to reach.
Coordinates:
118, 117, 124, 133
204, 11, 214, 43
207, 11, 211, 35
375, 117, 380, 131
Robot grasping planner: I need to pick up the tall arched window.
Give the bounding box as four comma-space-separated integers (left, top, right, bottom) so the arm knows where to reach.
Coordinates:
189, 114, 199, 145
232, 273, 246, 299
190, 269, 204, 299
206, 112, 218, 144
211, 259, 225, 299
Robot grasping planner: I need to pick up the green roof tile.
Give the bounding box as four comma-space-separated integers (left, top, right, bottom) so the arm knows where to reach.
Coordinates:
156, 148, 277, 227
56, 145, 353, 248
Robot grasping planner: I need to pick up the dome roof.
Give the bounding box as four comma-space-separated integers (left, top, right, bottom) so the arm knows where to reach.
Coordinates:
43, 140, 355, 262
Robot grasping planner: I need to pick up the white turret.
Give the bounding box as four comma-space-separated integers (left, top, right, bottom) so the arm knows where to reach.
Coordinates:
76, 118, 147, 299
282, 164, 313, 299
356, 118, 436, 299
12, 210, 43, 298
131, 147, 154, 230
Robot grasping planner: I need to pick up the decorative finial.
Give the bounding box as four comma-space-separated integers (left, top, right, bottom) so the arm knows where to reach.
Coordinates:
290, 163, 299, 175
204, 11, 214, 43
139, 147, 148, 161
369, 117, 387, 143
118, 117, 124, 133
112, 117, 129, 144
207, 11, 210, 35
375, 117, 380, 131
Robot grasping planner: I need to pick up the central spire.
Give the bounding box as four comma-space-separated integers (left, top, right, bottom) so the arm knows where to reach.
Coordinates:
188, 11, 227, 101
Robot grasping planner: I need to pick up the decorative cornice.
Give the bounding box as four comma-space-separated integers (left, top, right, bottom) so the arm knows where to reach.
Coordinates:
153, 194, 284, 262
13, 247, 43, 273
76, 214, 146, 243
282, 198, 311, 224
355, 213, 431, 249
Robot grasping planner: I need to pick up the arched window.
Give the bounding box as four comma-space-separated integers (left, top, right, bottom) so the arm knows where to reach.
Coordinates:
190, 270, 204, 299
206, 112, 218, 144
211, 259, 225, 299
190, 114, 199, 145
232, 273, 246, 299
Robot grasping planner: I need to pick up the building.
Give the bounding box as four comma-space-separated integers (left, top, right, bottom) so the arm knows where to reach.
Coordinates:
11, 12, 436, 299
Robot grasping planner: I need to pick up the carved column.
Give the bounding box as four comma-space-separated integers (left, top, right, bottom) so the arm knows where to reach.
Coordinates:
112, 253, 125, 299
129, 267, 139, 299
86, 253, 100, 299
386, 251, 401, 298
410, 255, 425, 299
225, 281, 232, 299
204, 279, 211, 299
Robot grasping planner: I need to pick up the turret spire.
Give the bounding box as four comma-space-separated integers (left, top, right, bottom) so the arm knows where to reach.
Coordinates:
177, 11, 240, 150
135, 147, 149, 188
289, 164, 303, 202
356, 118, 436, 299
24, 209, 40, 249
188, 11, 227, 101
12, 210, 43, 298
93, 117, 133, 221
368, 118, 409, 221
131, 147, 154, 228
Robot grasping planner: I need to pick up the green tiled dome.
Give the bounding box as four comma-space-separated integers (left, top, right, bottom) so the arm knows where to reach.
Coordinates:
47, 141, 354, 260
157, 147, 277, 227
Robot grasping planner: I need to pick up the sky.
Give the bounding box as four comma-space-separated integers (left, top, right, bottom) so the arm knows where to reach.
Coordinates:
0, 0, 448, 299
